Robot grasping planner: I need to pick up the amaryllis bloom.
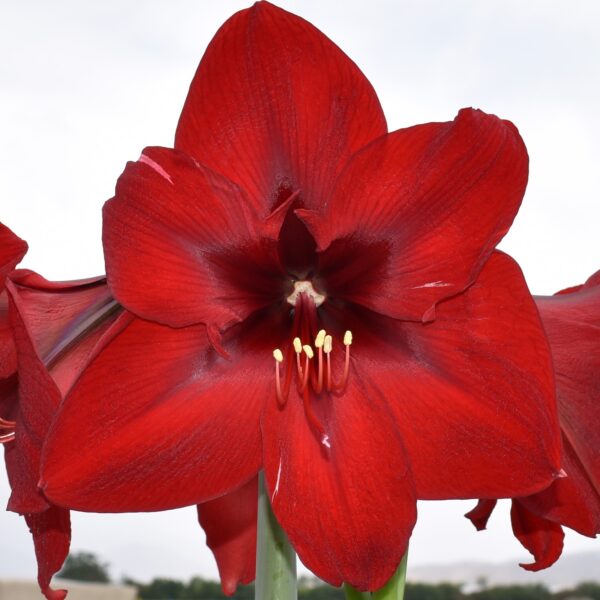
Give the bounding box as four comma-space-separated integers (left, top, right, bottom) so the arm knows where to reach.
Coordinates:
41, 2, 561, 591
467, 271, 600, 571
3, 272, 121, 600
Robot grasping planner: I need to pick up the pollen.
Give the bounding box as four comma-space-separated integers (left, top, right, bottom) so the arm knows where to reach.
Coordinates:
314, 329, 326, 348
323, 335, 332, 354
343, 330, 353, 346
293, 337, 303, 353
302, 345, 314, 359
273, 349, 284, 363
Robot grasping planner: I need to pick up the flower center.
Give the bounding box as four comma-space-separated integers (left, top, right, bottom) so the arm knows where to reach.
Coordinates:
0, 416, 16, 445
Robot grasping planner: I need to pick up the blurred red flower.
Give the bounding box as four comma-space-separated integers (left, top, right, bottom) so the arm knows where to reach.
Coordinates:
467, 270, 600, 571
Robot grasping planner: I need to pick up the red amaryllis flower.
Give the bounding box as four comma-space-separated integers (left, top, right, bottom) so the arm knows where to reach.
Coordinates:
467, 271, 600, 571
41, 2, 561, 591
3, 272, 121, 600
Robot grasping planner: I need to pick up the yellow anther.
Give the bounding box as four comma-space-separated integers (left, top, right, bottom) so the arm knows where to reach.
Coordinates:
293, 337, 303, 353
343, 330, 353, 346
315, 329, 326, 348
302, 345, 314, 359
324, 335, 332, 354
273, 349, 284, 363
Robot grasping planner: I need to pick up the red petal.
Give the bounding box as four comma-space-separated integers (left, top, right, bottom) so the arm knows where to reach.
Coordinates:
300, 109, 528, 322
510, 501, 564, 571
42, 313, 268, 511
0, 291, 16, 378
197, 477, 257, 595
465, 499, 497, 531
342, 252, 560, 499
0, 222, 27, 288
175, 2, 386, 213
25, 507, 71, 600
262, 375, 416, 590
535, 275, 600, 494
519, 433, 600, 537
104, 147, 285, 329
5, 276, 119, 514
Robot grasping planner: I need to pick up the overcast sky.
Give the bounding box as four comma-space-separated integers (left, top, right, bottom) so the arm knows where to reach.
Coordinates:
1, 0, 599, 586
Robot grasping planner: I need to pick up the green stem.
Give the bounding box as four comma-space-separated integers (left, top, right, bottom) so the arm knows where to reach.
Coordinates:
255, 472, 297, 600
372, 550, 409, 600
343, 582, 371, 600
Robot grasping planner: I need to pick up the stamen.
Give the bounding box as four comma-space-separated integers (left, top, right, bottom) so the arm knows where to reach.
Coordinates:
314, 329, 326, 394
324, 335, 333, 392
273, 348, 286, 405
300, 345, 313, 392
293, 337, 303, 378
337, 330, 353, 392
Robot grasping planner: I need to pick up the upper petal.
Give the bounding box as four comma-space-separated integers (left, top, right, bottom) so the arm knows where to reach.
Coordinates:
104, 147, 286, 330
262, 375, 416, 590
41, 311, 275, 512
301, 109, 528, 321
175, 1, 386, 213
332, 251, 560, 499
197, 477, 257, 596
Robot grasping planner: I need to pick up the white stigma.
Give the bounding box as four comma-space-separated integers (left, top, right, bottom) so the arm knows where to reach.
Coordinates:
287, 280, 326, 307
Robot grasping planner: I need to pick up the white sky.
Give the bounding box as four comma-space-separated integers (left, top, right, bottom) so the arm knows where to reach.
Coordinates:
1, 0, 599, 586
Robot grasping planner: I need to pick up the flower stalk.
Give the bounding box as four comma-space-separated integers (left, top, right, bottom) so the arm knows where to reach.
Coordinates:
255, 472, 297, 600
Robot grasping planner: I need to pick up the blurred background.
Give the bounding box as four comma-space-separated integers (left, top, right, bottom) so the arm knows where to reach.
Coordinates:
0, 0, 598, 589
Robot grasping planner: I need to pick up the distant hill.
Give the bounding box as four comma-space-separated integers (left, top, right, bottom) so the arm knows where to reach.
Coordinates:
407, 551, 600, 591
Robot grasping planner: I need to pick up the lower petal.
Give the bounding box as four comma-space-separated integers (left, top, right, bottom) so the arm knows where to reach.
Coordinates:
197, 477, 257, 595
346, 251, 560, 499
510, 501, 564, 571
42, 313, 270, 511
25, 506, 71, 600
262, 381, 416, 590
465, 499, 497, 531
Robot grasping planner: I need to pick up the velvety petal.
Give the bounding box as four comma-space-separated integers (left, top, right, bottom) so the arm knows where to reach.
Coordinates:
25, 507, 71, 600
175, 1, 386, 213
0, 291, 16, 378
465, 499, 497, 531
104, 146, 287, 330
301, 109, 528, 322
510, 501, 564, 571
0, 221, 27, 288
262, 371, 416, 590
328, 251, 560, 499
535, 273, 600, 493
197, 477, 257, 595
41, 310, 276, 511
5, 276, 120, 513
